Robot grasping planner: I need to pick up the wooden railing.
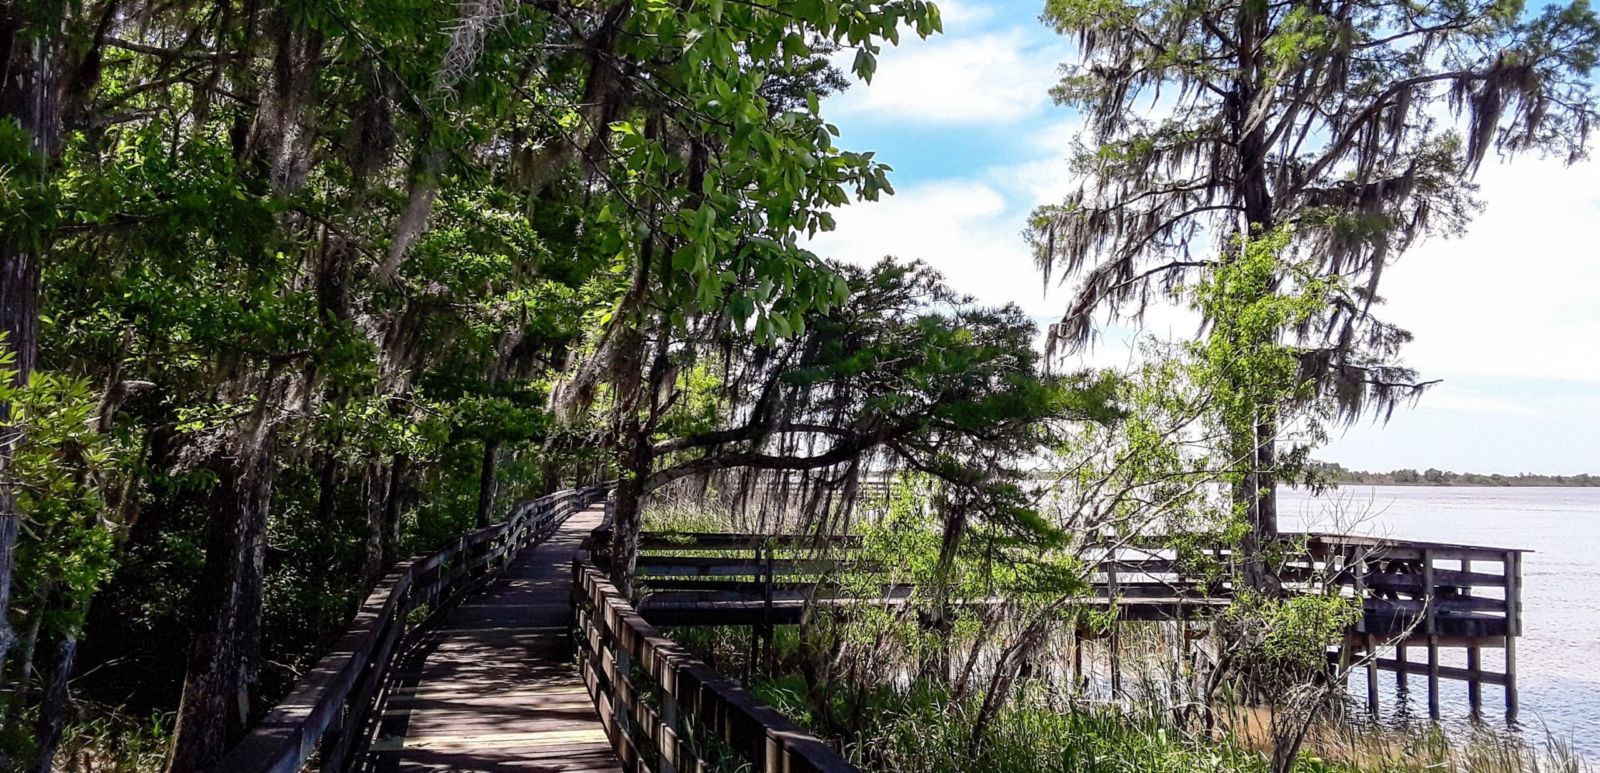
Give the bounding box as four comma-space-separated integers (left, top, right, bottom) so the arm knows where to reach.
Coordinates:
1290, 533, 1523, 638
616, 529, 1526, 718
620, 531, 1231, 625
617, 532, 1523, 624
221, 484, 608, 773
1291, 533, 1525, 717
572, 528, 858, 773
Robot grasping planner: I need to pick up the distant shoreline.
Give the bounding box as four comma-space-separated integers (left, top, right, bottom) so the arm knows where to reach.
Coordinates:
1315, 464, 1599, 488
1326, 479, 1600, 488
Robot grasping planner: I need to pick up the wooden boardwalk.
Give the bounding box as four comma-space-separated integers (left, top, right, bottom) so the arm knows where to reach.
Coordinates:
360, 505, 620, 772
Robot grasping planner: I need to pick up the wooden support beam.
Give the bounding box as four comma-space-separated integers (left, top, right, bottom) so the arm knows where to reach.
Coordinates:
1072, 628, 1085, 693
1505, 550, 1520, 722
1359, 656, 1508, 686
1423, 549, 1440, 720
1505, 632, 1518, 721
1394, 643, 1408, 698
1366, 634, 1380, 717
1427, 636, 1441, 720
1463, 557, 1481, 718
1466, 646, 1482, 717
1109, 627, 1123, 699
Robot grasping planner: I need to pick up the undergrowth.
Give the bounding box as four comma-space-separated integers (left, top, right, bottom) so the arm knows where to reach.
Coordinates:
746, 671, 1591, 773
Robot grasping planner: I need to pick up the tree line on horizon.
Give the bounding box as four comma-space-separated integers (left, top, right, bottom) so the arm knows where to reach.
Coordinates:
1313, 462, 1600, 488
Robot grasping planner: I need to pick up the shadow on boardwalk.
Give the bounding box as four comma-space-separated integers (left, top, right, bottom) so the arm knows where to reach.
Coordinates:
358, 505, 620, 772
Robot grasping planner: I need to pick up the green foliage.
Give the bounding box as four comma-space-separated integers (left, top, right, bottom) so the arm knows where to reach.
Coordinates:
753, 674, 1282, 773
38, 709, 172, 772
1188, 228, 1338, 495
858, 475, 1090, 604
745, 663, 1583, 773
1224, 591, 1360, 680
588, 0, 943, 341
0, 342, 120, 637
4, 0, 962, 760
1046, 230, 1352, 553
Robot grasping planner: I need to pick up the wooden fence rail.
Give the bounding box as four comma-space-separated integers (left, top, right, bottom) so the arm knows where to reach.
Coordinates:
573, 529, 858, 773
620, 531, 1523, 637
220, 484, 609, 773
617, 529, 1526, 719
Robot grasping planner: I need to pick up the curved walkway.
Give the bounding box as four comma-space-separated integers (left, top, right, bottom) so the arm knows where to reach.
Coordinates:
360, 505, 619, 772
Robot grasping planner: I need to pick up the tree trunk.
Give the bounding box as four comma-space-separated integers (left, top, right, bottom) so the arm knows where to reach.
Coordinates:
539, 454, 561, 495
313, 445, 340, 528
928, 501, 968, 679
1253, 419, 1278, 541
27, 627, 79, 773
360, 456, 390, 587
0, 6, 60, 697
1231, 1, 1281, 595
9, 594, 44, 720
381, 148, 444, 279
246, 12, 321, 192
382, 454, 409, 566
165, 435, 275, 773
476, 440, 500, 528
609, 475, 643, 592
608, 432, 652, 591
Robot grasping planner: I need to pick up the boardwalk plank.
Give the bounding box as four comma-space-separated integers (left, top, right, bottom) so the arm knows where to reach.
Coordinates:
361, 506, 620, 773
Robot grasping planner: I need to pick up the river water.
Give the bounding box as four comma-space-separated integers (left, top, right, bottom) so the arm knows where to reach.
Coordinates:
1279, 485, 1600, 758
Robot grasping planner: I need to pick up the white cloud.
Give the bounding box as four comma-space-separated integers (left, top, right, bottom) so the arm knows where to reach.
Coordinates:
805, 113, 1203, 365
828, 29, 1068, 126
807, 180, 1060, 314
930, 0, 997, 27
1374, 157, 1600, 384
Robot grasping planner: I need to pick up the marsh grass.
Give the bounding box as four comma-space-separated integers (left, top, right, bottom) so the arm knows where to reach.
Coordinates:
1273, 711, 1592, 773
43, 708, 171, 772
752, 672, 1591, 772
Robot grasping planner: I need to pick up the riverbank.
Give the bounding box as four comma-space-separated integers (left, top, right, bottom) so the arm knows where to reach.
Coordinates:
1313, 465, 1599, 487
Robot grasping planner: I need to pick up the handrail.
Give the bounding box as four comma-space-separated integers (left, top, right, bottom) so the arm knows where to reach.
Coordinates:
621, 530, 1524, 640
572, 529, 858, 773
222, 484, 609, 773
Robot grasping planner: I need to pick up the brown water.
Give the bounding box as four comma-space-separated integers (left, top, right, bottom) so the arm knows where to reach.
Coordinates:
1280, 485, 1600, 758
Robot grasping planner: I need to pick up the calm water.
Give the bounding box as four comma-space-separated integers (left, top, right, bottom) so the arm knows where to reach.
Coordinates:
1280, 485, 1600, 757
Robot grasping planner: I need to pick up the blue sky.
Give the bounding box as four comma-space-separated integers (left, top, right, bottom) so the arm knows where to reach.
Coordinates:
809, 0, 1600, 475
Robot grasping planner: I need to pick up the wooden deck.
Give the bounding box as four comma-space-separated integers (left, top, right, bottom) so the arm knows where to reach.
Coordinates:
360, 505, 620, 772
227, 495, 1528, 773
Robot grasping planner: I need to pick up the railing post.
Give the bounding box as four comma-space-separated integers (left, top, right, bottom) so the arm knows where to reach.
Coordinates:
1422, 548, 1440, 719
765, 730, 781, 773
607, 595, 633, 758
763, 540, 776, 675
1504, 549, 1520, 720
1106, 550, 1121, 699
659, 671, 680, 773
316, 697, 347, 773
1463, 556, 1482, 716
